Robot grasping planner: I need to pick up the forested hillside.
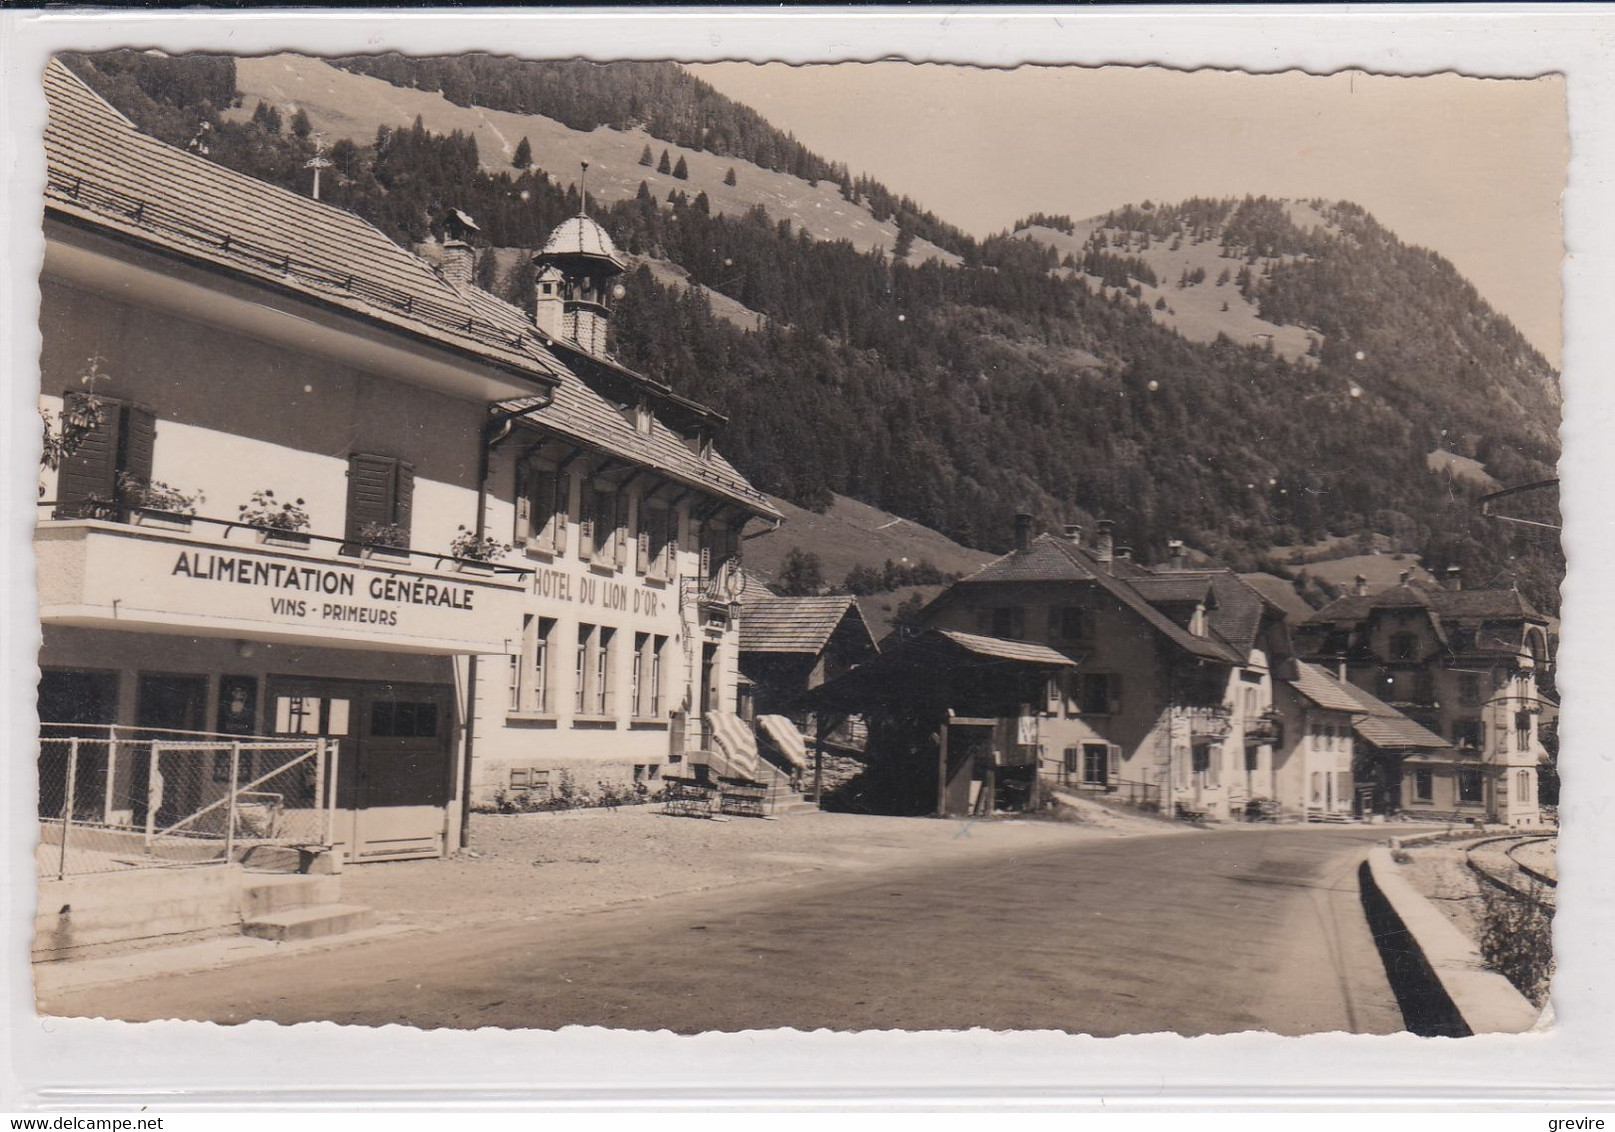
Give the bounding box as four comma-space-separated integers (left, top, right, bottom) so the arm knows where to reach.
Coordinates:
56, 51, 1564, 614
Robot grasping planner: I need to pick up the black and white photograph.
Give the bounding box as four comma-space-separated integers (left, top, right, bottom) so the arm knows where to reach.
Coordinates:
5, 7, 1613, 1113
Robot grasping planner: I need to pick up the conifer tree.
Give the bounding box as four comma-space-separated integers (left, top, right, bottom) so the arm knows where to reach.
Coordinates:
673, 155, 689, 180
639, 143, 654, 166
513, 136, 533, 169
290, 108, 311, 139
723, 166, 737, 186
657, 149, 671, 174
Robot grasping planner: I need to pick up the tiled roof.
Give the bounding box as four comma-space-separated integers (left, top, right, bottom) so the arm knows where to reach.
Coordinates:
42, 59, 563, 387
1334, 678, 1451, 750
1288, 662, 1374, 714
1287, 662, 1449, 749
952, 535, 1242, 664
1130, 575, 1215, 605
1308, 580, 1544, 625
740, 595, 873, 654
1238, 572, 1318, 623
936, 630, 1078, 667
1168, 570, 1273, 659
464, 288, 777, 517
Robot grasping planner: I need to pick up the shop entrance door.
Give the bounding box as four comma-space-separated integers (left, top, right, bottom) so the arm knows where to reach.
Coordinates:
266, 677, 455, 861
135, 673, 208, 826
38, 669, 118, 821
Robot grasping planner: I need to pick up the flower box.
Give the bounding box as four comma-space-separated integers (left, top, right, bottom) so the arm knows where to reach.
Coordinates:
257, 529, 312, 549
361, 545, 411, 565
129, 508, 194, 533
450, 557, 496, 577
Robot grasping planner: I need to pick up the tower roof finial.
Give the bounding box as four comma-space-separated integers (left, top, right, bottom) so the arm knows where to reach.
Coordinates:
580, 160, 590, 217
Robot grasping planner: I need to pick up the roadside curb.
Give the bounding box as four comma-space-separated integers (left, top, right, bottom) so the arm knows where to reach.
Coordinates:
1358, 844, 1541, 1036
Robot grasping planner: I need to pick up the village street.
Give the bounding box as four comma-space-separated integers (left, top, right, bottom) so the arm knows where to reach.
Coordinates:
42, 820, 1407, 1035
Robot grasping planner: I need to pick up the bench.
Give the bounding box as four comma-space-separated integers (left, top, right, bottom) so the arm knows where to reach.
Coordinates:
661, 776, 717, 819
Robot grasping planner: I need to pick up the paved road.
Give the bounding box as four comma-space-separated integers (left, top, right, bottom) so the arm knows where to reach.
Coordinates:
43, 825, 1404, 1035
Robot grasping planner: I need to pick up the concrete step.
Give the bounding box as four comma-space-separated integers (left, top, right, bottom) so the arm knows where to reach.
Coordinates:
770, 799, 819, 816
239, 875, 342, 919
241, 903, 375, 942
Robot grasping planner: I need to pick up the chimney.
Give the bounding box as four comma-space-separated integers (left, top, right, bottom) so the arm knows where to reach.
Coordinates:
533, 264, 565, 339
1446, 565, 1462, 592
1062, 523, 1083, 546
1014, 513, 1034, 552
441, 209, 479, 290
1115, 546, 1133, 562
1167, 539, 1186, 569
1354, 574, 1368, 597
1399, 569, 1412, 587
1096, 519, 1114, 572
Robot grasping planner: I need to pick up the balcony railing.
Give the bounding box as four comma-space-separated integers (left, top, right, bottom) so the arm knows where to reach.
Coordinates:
1244, 713, 1283, 746
39, 501, 533, 578
1180, 705, 1234, 741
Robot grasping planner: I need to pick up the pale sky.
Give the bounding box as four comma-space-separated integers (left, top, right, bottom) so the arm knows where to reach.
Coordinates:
688, 63, 1566, 366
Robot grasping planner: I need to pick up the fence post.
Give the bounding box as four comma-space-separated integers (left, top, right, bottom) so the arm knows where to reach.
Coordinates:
144, 741, 161, 850
223, 741, 241, 865
324, 738, 340, 854
58, 738, 79, 881
313, 736, 327, 845
104, 727, 119, 824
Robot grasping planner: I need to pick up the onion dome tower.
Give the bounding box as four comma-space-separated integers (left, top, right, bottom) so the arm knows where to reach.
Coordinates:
533, 161, 628, 357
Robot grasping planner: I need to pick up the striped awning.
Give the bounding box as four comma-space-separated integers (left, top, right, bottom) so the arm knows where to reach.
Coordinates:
756, 714, 808, 770
705, 711, 760, 780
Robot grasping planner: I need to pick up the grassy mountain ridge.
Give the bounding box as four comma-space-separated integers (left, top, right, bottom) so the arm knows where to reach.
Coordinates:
58, 50, 1564, 615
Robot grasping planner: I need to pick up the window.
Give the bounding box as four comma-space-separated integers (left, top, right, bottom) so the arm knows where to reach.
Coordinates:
1452, 718, 1483, 750
639, 502, 673, 578
651, 636, 666, 716
345, 453, 415, 552
1079, 673, 1116, 716
514, 462, 571, 555
575, 624, 592, 714
1517, 769, 1531, 801
595, 628, 616, 716
53, 394, 157, 520
1057, 606, 1090, 641
369, 700, 439, 738
1459, 673, 1481, 707
1311, 771, 1323, 806
699, 519, 739, 579
510, 615, 555, 714
1390, 632, 1419, 661
1063, 746, 1080, 778
583, 484, 621, 565
1245, 745, 1259, 773
992, 607, 1023, 639
1515, 710, 1533, 750
1081, 743, 1109, 786
1458, 768, 1484, 804
1413, 669, 1435, 704
1414, 769, 1433, 801
1045, 676, 1063, 715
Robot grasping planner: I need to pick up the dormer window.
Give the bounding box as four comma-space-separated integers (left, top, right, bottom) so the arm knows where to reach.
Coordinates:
541, 281, 555, 296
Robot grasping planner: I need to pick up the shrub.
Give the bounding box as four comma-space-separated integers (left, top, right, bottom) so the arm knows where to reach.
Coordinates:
239, 489, 310, 531
1477, 881, 1554, 1007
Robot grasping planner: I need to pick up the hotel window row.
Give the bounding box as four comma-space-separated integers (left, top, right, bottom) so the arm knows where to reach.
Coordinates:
512, 456, 737, 581
510, 617, 669, 722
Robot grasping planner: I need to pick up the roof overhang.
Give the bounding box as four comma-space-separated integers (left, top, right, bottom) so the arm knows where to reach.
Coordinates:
44, 214, 558, 406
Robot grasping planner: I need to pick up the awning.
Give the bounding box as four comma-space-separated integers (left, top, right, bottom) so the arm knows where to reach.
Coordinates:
756, 714, 808, 770
704, 711, 760, 780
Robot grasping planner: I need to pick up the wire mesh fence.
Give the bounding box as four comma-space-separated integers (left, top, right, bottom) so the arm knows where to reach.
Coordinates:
36, 726, 337, 880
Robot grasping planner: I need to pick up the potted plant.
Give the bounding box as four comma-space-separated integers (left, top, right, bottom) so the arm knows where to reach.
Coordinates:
119, 472, 203, 531
357, 520, 411, 562
448, 525, 509, 574
239, 489, 312, 547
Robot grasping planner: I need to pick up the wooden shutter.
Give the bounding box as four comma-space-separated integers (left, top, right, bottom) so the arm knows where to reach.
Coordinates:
637, 518, 651, 574
614, 492, 631, 568
553, 472, 570, 554
56, 393, 121, 514
1108, 743, 1121, 777
512, 460, 532, 547
394, 461, 415, 539
345, 453, 398, 547
120, 405, 156, 495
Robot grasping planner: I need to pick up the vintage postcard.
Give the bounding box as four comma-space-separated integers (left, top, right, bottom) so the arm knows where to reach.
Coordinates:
8, 8, 1609, 1112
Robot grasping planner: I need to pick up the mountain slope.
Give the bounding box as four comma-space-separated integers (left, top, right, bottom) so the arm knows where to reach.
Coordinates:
61, 51, 1565, 615
230, 53, 961, 267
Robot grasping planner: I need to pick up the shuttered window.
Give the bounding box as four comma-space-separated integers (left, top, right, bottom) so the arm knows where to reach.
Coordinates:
344, 453, 414, 551
513, 461, 570, 554
55, 396, 155, 519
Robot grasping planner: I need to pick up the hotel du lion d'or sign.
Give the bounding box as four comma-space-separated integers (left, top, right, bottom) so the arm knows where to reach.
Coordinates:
34, 58, 777, 862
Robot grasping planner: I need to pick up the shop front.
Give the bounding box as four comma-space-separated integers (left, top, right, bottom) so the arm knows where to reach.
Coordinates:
37, 519, 529, 861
